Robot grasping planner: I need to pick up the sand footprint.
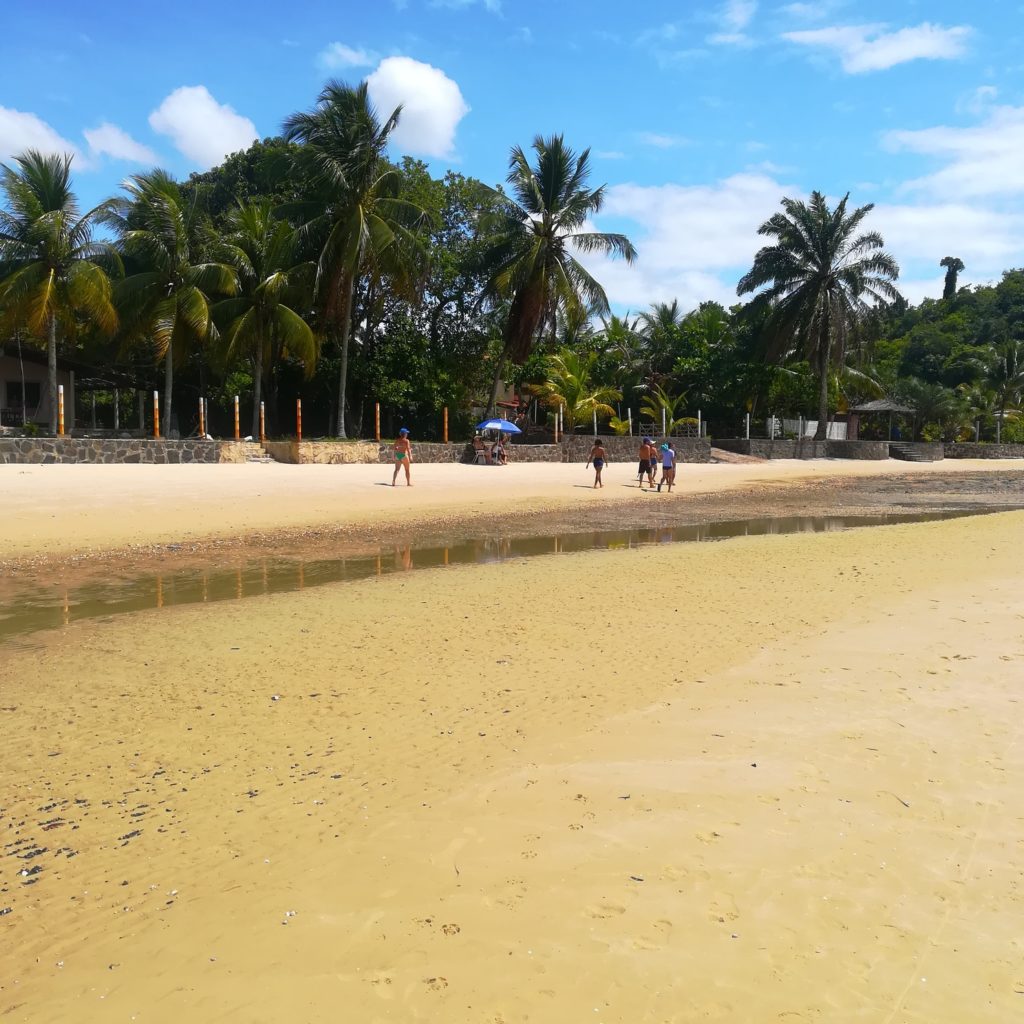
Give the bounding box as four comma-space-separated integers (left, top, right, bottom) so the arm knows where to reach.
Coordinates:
586, 901, 626, 919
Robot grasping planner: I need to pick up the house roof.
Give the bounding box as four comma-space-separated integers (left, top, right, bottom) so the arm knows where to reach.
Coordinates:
850, 398, 915, 414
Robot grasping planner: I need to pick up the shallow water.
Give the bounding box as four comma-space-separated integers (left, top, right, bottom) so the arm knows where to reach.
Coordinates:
0, 510, 995, 646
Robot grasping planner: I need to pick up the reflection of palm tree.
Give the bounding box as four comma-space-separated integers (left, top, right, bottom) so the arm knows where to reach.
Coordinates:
531, 349, 620, 432
738, 191, 900, 440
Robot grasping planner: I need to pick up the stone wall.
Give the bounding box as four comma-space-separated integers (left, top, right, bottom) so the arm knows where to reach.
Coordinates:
0, 438, 259, 464
826, 440, 890, 460
943, 442, 1024, 459
713, 438, 828, 460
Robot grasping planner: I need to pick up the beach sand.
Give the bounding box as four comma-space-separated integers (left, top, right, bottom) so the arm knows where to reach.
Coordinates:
2, 506, 1022, 1023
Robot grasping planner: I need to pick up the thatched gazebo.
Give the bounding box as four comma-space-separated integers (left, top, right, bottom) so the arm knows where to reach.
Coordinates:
849, 398, 915, 441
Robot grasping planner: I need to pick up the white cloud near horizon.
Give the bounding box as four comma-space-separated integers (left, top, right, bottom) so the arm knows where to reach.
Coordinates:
366, 56, 469, 159
149, 86, 258, 169
784, 22, 971, 73
317, 42, 380, 70
83, 122, 159, 165
0, 106, 84, 166
884, 104, 1024, 200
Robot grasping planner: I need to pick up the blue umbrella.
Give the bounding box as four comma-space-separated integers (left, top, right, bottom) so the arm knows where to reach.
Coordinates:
476, 417, 522, 434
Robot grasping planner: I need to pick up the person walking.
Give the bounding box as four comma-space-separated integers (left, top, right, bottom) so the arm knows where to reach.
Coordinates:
637, 436, 655, 489
657, 441, 676, 492
587, 439, 607, 488
391, 427, 413, 486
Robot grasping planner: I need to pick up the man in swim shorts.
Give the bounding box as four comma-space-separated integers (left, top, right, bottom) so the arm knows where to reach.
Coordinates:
587, 439, 607, 488
637, 437, 654, 489
391, 428, 413, 486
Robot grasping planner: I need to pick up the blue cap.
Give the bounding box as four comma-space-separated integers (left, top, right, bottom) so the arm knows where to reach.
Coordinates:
642, 436, 651, 443
660, 443, 670, 450
399, 427, 409, 434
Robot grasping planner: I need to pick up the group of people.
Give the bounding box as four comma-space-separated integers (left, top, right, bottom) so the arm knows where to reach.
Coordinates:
472, 432, 510, 465
393, 429, 679, 492
586, 435, 677, 491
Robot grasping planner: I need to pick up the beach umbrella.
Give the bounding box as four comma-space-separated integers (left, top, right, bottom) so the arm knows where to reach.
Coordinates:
476, 418, 522, 434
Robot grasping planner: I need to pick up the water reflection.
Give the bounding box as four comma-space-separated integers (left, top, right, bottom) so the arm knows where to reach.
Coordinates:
0, 511, 985, 645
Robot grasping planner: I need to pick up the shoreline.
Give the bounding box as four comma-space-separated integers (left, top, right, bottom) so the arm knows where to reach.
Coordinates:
1, 459, 1022, 581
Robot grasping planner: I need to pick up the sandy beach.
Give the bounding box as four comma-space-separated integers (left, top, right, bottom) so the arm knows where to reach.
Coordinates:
2, 467, 1023, 1022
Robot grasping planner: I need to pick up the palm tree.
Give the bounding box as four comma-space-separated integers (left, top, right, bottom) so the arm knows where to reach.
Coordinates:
737, 191, 900, 440
640, 383, 688, 436
105, 170, 237, 437
530, 349, 620, 432
482, 134, 637, 413
283, 81, 427, 437
0, 150, 119, 433
215, 201, 318, 435
983, 337, 1024, 442
901, 379, 960, 441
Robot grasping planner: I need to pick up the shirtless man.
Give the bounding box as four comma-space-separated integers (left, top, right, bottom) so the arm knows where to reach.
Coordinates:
637, 437, 655, 489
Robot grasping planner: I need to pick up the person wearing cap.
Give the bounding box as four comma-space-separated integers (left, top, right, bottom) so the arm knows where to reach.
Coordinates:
391, 428, 413, 486
657, 441, 676, 492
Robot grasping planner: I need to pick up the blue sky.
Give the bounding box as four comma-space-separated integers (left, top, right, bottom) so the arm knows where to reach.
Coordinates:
3, 0, 1024, 310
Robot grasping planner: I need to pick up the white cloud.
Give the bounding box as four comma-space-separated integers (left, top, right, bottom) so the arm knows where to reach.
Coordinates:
637, 132, 690, 149
83, 122, 158, 165
0, 106, 83, 165
709, 1, 757, 46
366, 56, 469, 158
430, 0, 501, 11
149, 86, 258, 169
595, 150, 627, 160
884, 105, 1024, 200
317, 42, 379, 70
955, 84, 998, 116
784, 22, 971, 73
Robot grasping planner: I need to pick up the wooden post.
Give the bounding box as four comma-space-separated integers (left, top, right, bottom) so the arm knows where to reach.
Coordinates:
198, 397, 205, 438
153, 390, 160, 439
697, 409, 702, 438
443, 406, 448, 444
374, 402, 381, 441
628, 408, 633, 436
593, 409, 597, 436
661, 407, 666, 438
57, 384, 65, 437
138, 390, 144, 434
233, 395, 240, 440
90, 391, 97, 429
114, 390, 119, 431
745, 412, 750, 440
296, 398, 302, 441
259, 401, 266, 443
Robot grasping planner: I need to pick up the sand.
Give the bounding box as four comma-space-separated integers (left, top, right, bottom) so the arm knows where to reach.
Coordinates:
2, 458, 1021, 567
2, 506, 1022, 1023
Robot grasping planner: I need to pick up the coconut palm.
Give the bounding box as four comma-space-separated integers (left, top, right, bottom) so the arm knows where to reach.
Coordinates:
530, 349, 620, 432
214, 200, 318, 435
282, 81, 427, 437
105, 170, 237, 437
0, 150, 119, 433
737, 191, 900, 440
481, 135, 637, 412
640, 382, 688, 436
982, 336, 1024, 442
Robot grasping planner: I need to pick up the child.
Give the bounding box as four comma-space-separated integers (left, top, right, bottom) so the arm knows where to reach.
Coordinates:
587, 440, 607, 488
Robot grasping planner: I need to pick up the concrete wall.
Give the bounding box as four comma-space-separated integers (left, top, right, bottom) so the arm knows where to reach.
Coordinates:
0, 438, 261, 464
943, 442, 1024, 459
714, 438, 890, 460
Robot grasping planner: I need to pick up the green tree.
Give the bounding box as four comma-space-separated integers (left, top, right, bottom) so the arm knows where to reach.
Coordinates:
940, 256, 965, 302
482, 134, 637, 412
0, 151, 119, 433
530, 349, 620, 432
283, 81, 426, 437
982, 336, 1024, 442
215, 200, 318, 435
737, 191, 900, 439
640, 383, 689, 435
106, 170, 237, 437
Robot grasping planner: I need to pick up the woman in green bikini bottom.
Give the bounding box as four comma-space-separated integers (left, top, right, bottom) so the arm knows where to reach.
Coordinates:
392, 428, 413, 486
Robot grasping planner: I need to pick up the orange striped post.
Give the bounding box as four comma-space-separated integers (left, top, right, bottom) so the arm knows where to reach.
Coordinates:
296, 398, 302, 441
198, 397, 205, 438
233, 395, 240, 440
259, 401, 266, 443
153, 391, 160, 439
374, 402, 381, 441
443, 406, 449, 444
57, 384, 65, 436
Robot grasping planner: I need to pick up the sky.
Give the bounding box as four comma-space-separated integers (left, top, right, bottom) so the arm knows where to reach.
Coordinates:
2, 0, 1024, 312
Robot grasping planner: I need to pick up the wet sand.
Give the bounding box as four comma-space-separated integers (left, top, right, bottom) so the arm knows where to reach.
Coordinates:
2, 510, 1022, 1022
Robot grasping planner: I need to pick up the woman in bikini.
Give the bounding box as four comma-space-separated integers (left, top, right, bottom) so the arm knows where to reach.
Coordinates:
391, 428, 413, 486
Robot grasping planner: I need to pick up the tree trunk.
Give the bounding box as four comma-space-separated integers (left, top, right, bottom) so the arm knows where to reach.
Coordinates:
163, 349, 173, 438
487, 342, 509, 417
47, 316, 58, 434
335, 276, 357, 438
814, 346, 829, 441
251, 339, 263, 438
